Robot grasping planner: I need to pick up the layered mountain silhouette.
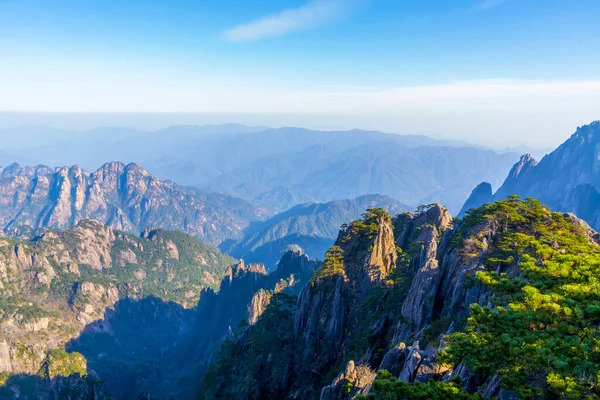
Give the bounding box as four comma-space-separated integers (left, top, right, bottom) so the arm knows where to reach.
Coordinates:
461, 121, 600, 230
0, 125, 520, 213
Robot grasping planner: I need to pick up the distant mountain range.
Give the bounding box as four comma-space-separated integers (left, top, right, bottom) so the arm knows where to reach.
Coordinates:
461, 121, 600, 230
0, 163, 406, 266
223, 194, 411, 270
0, 162, 266, 246
0, 124, 520, 213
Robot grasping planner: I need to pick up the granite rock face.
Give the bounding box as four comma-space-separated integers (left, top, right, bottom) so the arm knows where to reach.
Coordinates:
202, 201, 598, 400
293, 212, 398, 383
399, 205, 452, 330
320, 360, 376, 400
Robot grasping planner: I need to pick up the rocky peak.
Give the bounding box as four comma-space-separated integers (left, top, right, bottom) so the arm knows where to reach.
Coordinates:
247, 289, 272, 325
572, 120, 600, 143
124, 162, 150, 177
399, 205, 453, 330
366, 213, 397, 281
336, 212, 399, 302
97, 161, 126, 176
273, 248, 319, 282
1, 162, 23, 177
224, 260, 267, 285
335, 210, 399, 292
508, 153, 537, 180
414, 204, 452, 232
493, 153, 538, 200
458, 182, 493, 217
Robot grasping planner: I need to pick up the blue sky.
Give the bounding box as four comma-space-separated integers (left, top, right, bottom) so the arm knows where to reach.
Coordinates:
1, 0, 600, 146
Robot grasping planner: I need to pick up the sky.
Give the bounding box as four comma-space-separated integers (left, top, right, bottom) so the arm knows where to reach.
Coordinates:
1, 0, 600, 147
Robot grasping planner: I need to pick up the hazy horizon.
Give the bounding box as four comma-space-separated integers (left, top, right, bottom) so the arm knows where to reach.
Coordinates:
0, 111, 576, 151
2, 0, 600, 148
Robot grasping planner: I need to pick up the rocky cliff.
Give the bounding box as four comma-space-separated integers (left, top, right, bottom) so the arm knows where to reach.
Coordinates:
0, 162, 266, 245
201, 199, 600, 400
190, 251, 319, 373
461, 121, 600, 230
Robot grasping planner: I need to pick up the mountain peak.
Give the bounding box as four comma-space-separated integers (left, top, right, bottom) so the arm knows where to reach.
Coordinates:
493, 153, 538, 199
97, 161, 126, 174
571, 120, 600, 144
459, 182, 493, 217
511, 153, 538, 178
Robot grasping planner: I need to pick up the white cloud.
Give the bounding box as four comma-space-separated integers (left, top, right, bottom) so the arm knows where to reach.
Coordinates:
474, 0, 506, 11
222, 0, 354, 42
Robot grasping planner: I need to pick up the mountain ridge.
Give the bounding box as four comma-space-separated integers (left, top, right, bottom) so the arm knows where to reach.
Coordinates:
0, 124, 521, 213
460, 121, 600, 229
0, 161, 267, 246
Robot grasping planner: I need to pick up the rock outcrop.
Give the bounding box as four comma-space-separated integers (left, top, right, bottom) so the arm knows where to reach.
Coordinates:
320, 361, 376, 400
293, 210, 398, 387
202, 198, 600, 399
398, 205, 452, 331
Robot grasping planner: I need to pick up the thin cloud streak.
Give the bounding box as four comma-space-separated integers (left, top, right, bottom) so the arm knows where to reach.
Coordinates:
222, 0, 354, 42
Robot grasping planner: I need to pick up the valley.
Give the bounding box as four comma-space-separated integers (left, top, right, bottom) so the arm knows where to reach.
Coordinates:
0, 122, 599, 400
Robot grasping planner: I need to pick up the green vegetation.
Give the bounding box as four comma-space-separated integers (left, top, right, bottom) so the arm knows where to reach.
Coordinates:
421, 317, 452, 348
311, 245, 345, 281
17, 302, 52, 323
200, 292, 297, 399
40, 227, 235, 308
81, 230, 233, 304
15, 343, 37, 362
441, 197, 600, 399
344, 208, 391, 242
358, 371, 479, 400
40, 349, 87, 379
0, 372, 11, 386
